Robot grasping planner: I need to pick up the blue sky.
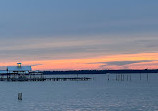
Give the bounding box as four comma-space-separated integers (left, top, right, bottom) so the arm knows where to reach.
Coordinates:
0, 0, 158, 69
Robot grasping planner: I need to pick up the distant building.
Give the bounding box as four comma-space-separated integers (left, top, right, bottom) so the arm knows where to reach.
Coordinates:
7, 63, 32, 74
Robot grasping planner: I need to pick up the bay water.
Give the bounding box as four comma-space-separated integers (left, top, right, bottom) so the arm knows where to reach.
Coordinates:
0, 73, 158, 111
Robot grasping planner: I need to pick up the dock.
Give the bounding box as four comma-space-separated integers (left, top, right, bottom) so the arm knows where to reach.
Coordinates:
0, 74, 91, 82
0, 63, 91, 82
0, 77, 91, 82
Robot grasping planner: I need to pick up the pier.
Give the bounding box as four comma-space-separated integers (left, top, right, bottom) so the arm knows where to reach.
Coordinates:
0, 63, 91, 82
0, 74, 91, 82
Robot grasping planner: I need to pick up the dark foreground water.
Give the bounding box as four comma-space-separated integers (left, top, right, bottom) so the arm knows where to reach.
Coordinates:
0, 73, 158, 111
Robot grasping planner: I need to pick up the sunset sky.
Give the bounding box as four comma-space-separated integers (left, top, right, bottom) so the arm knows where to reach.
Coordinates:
1, 0, 158, 70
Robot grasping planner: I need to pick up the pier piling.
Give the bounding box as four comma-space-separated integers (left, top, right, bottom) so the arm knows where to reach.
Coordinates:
18, 93, 22, 100
140, 73, 141, 80
127, 75, 128, 81
116, 74, 117, 81
147, 73, 148, 81
108, 74, 110, 80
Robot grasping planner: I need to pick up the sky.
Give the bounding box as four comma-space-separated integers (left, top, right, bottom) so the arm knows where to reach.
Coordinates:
0, 0, 158, 70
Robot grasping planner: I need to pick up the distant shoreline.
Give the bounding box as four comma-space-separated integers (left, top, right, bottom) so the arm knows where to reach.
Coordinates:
43, 69, 158, 75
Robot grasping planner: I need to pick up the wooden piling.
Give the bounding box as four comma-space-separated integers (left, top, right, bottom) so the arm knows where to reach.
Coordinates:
121, 74, 122, 81
18, 93, 22, 100
118, 75, 120, 81
116, 74, 117, 81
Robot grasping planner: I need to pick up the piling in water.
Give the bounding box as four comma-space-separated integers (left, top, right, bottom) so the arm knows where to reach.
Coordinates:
147, 73, 148, 81
118, 75, 120, 81
121, 74, 123, 81
18, 93, 22, 100
116, 74, 118, 81
108, 74, 110, 80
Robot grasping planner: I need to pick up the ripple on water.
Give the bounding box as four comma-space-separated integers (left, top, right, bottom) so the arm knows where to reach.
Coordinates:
0, 74, 158, 111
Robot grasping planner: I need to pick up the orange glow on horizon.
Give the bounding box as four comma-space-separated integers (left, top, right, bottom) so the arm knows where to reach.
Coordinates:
1, 52, 158, 70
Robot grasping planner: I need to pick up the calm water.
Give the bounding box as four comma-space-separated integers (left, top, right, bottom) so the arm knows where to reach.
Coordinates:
0, 73, 158, 111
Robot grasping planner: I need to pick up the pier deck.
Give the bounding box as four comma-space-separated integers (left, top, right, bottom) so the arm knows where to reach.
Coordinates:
0, 77, 91, 82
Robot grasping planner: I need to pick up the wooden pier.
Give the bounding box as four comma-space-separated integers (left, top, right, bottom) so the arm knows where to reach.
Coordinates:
0, 63, 91, 82
0, 77, 91, 82
0, 74, 91, 82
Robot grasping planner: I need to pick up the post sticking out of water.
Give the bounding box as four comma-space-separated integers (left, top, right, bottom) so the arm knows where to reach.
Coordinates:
18, 93, 22, 100
121, 74, 123, 81
126, 75, 128, 81
140, 73, 141, 80
130, 75, 131, 81
118, 75, 120, 81
116, 74, 117, 81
